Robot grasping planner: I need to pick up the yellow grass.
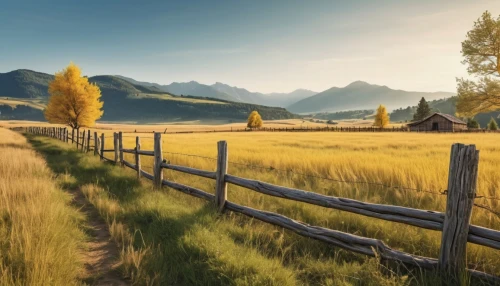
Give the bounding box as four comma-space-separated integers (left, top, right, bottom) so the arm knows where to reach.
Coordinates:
0, 97, 46, 110
0, 119, 403, 133
0, 128, 85, 285
7, 123, 500, 283
110, 131, 500, 276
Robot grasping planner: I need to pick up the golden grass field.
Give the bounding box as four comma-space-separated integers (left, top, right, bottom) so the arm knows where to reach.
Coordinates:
0, 119, 404, 133
4, 124, 500, 285
0, 128, 85, 285
105, 130, 499, 282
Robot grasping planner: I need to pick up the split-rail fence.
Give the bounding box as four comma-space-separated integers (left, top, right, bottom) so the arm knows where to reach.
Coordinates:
20, 126, 500, 285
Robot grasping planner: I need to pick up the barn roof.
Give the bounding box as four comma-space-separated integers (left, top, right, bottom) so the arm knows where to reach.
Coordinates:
407, 113, 466, 126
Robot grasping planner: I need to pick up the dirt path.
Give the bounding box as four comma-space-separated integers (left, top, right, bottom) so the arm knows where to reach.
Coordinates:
70, 188, 129, 286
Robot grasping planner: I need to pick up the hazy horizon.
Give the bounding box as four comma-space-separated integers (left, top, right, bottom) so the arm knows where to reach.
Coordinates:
2, 0, 500, 94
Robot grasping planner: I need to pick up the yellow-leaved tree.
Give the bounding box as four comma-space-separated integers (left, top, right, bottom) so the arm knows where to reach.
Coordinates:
44, 63, 103, 132
247, 111, 263, 128
373, 104, 389, 128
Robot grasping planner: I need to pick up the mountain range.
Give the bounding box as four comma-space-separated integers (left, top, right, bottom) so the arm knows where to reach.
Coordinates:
287, 81, 455, 114
115, 75, 317, 107
0, 68, 461, 123
116, 76, 457, 114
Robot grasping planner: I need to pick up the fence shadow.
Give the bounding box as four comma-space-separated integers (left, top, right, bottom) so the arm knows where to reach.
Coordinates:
27, 134, 142, 204
26, 134, 236, 284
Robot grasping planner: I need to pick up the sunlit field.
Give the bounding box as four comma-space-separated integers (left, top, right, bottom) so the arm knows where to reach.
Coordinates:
0, 128, 85, 285
99, 131, 499, 283
22, 128, 500, 285
0, 119, 404, 133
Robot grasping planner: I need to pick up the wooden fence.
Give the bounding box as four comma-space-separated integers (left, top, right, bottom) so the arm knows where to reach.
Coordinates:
20, 126, 500, 285
84, 125, 500, 134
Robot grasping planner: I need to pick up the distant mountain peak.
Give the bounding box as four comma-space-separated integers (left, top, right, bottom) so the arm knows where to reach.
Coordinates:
345, 80, 371, 88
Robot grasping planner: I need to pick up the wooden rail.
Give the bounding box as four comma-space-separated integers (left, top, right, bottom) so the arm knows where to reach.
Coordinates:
21, 127, 500, 284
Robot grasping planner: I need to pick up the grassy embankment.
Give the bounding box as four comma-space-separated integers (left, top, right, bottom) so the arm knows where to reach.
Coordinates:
28, 131, 500, 285
0, 128, 86, 285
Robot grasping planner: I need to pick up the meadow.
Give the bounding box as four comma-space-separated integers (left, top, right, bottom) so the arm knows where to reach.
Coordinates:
0, 97, 46, 110
0, 128, 86, 285
27, 129, 499, 285
0, 119, 404, 133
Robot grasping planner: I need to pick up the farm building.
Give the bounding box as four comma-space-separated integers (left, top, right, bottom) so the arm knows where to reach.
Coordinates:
407, 113, 467, 132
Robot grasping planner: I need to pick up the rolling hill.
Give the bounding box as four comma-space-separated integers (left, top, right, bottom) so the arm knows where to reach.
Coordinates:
0, 69, 53, 98
288, 81, 455, 114
0, 70, 299, 122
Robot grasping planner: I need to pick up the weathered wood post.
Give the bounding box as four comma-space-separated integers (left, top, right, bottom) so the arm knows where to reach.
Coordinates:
81, 130, 86, 151
118, 131, 124, 167
135, 136, 141, 180
76, 129, 80, 148
438, 143, 479, 285
100, 133, 105, 160
113, 132, 119, 164
94, 132, 98, 156
215, 140, 228, 212
153, 132, 163, 189
87, 130, 91, 152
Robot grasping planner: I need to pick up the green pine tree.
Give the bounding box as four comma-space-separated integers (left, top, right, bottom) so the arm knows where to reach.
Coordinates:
467, 118, 480, 129
413, 97, 431, 121
488, 117, 498, 130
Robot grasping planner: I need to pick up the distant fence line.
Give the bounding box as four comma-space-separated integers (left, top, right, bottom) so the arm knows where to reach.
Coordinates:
18, 126, 500, 285
88, 125, 500, 135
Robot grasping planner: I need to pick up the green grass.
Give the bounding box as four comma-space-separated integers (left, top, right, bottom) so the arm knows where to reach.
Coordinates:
25, 135, 469, 286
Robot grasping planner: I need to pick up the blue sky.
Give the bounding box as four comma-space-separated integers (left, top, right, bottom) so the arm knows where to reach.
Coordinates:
1, 0, 499, 93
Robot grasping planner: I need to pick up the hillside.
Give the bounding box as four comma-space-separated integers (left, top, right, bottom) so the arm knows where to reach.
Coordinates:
288, 81, 455, 114
0, 70, 299, 122
0, 69, 53, 98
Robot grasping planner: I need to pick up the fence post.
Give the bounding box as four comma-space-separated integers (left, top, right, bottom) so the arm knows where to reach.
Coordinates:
100, 133, 105, 160
83, 130, 87, 151
119, 131, 124, 167
87, 130, 91, 152
94, 132, 98, 156
76, 129, 80, 148
135, 136, 141, 180
113, 132, 119, 164
438, 143, 479, 285
153, 132, 163, 189
215, 141, 228, 212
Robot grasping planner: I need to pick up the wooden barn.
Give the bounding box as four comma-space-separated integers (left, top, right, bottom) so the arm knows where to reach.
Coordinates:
407, 113, 467, 132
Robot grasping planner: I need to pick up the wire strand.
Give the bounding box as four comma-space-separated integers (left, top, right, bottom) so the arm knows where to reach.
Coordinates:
163, 151, 217, 161
474, 203, 500, 218
161, 151, 445, 195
